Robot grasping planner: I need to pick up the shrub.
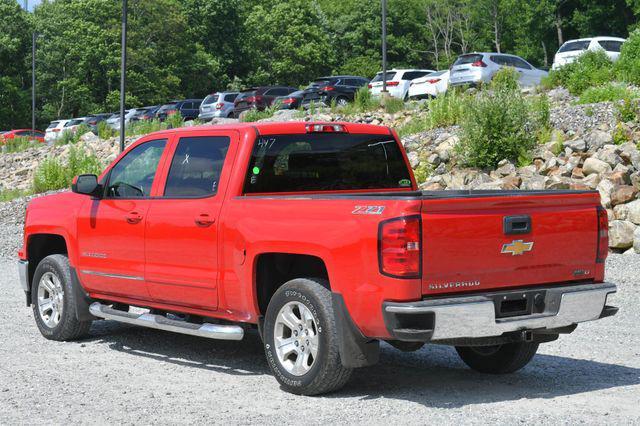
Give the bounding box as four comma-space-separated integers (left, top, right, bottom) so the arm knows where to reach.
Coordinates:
490, 67, 520, 92
578, 82, 638, 104
616, 97, 639, 122
412, 162, 433, 184
126, 119, 166, 136
3, 136, 40, 153
97, 121, 117, 139
396, 89, 467, 137
0, 188, 30, 202
165, 112, 185, 129
529, 93, 551, 129
240, 105, 278, 122
544, 50, 614, 95
383, 96, 405, 114
32, 145, 103, 193
615, 29, 640, 85
613, 123, 631, 145
353, 86, 377, 112
457, 86, 538, 169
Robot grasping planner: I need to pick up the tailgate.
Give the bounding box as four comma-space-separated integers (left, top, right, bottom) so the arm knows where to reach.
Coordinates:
421, 191, 601, 295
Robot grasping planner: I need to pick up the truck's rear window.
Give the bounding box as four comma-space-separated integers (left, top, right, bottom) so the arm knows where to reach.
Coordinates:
243, 133, 412, 194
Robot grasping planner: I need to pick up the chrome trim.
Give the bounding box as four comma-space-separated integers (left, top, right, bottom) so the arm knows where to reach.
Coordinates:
80, 270, 143, 281
385, 282, 617, 341
18, 260, 29, 292
89, 302, 244, 341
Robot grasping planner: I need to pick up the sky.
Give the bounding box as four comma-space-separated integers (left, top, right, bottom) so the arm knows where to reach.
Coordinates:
20, 0, 42, 12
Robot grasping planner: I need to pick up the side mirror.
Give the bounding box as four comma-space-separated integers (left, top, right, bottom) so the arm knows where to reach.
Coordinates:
72, 174, 101, 197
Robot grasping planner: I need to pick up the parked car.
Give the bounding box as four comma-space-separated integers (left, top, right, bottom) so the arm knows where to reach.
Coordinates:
130, 106, 160, 122
0, 129, 45, 144
156, 99, 203, 122
233, 86, 297, 117
274, 90, 308, 110
198, 92, 239, 120
316, 76, 370, 106
106, 109, 143, 130
20, 121, 617, 396
83, 113, 113, 133
44, 119, 71, 143
552, 37, 626, 70
449, 53, 547, 87
408, 70, 450, 99
368, 69, 436, 100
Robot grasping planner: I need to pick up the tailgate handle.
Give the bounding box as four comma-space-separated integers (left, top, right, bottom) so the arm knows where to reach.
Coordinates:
504, 215, 531, 235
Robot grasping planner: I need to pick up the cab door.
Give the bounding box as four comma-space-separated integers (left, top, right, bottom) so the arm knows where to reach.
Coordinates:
76, 139, 168, 298
144, 132, 238, 310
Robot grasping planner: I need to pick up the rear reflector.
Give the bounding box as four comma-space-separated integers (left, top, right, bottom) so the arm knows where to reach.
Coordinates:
306, 124, 345, 133
215, 103, 224, 110
596, 206, 608, 263
427, 79, 441, 84
387, 81, 400, 86
378, 215, 422, 278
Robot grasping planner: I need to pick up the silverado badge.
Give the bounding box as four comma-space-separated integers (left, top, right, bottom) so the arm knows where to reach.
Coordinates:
501, 240, 534, 256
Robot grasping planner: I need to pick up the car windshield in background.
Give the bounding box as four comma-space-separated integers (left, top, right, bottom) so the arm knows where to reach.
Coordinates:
158, 103, 178, 112
371, 72, 397, 82
558, 40, 591, 53
244, 133, 412, 193
453, 54, 484, 65
202, 94, 220, 105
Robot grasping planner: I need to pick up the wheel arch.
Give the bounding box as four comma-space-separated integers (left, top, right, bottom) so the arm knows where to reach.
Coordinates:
27, 233, 69, 291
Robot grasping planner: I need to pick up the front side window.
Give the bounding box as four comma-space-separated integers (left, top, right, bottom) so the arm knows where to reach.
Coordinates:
106, 139, 166, 198
244, 133, 412, 194
164, 136, 230, 197
510, 57, 532, 69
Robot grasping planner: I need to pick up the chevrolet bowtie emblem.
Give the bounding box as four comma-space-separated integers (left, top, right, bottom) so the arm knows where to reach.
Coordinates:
501, 240, 534, 256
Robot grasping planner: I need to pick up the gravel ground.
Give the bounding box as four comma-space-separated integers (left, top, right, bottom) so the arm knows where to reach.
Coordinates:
0, 254, 638, 424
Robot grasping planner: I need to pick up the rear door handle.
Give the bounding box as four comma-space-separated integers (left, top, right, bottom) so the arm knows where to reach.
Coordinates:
125, 211, 143, 224
195, 214, 215, 227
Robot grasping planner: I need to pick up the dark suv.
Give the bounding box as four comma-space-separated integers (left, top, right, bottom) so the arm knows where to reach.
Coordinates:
156, 99, 203, 122
232, 86, 298, 117
315, 76, 369, 106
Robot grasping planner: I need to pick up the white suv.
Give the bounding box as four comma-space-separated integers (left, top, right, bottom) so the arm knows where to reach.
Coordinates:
368, 69, 435, 100
552, 37, 626, 70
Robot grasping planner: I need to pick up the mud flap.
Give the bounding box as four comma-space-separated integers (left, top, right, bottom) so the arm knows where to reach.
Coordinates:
332, 293, 379, 368
70, 267, 98, 322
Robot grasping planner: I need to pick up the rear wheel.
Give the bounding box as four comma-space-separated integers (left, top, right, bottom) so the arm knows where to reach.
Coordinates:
455, 342, 539, 374
335, 96, 349, 107
263, 278, 352, 395
31, 254, 92, 341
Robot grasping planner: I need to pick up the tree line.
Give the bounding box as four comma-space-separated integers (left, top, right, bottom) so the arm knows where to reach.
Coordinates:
0, 0, 638, 129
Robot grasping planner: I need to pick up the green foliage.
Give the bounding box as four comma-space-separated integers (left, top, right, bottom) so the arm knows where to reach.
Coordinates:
544, 50, 614, 95
490, 67, 520, 92
396, 90, 466, 137
32, 145, 103, 193
2, 137, 40, 153
56, 124, 90, 146
614, 29, 640, 85
383, 97, 406, 114
126, 119, 165, 136
550, 130, 565, 155
240, 105, 278, 123
412, 162, 433, 185
613, 123, 631, 145
578, 83, 639, 104
616, 97, 640, 122
97, 121, 117, 139
0, 188, 31, 202
457, 86, 539, 169
165, 113, 185, 129
340, 87, 379, 115
528, 93, 551, 129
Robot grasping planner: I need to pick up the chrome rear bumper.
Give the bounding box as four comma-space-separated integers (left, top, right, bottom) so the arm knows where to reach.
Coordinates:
383, 282, 617, 342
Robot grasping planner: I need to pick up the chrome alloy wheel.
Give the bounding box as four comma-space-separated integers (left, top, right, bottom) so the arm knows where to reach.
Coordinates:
37, 272, 64, 328
273, 301, 319, 376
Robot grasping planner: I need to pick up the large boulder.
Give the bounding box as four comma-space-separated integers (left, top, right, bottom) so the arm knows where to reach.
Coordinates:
608, 220, 637, 249
596, 178, 615, 208
634, 227, 640, 254
521, 174, 546, 190
583, 158, 612, 176
626, 199, 640, 225
585, 129, 613, 150
563, 138, 586, 152
610, 185, 639, 206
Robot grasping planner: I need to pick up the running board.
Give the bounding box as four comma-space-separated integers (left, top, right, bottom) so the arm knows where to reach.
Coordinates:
89, 302, 244, 341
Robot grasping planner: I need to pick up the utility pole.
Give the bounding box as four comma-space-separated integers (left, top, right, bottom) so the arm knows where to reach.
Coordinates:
32, 33, 36, 134
381, 0, 388, 97
119, 0, 128, 153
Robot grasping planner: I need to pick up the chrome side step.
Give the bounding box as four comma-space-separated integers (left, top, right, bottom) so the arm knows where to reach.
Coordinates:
89, 302, 244, 341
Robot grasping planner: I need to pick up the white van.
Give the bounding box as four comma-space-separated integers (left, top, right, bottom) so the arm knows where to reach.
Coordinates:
552, 37, 626, 70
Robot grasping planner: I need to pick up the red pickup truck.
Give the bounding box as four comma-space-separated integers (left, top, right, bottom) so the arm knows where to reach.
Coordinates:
18, 122, 618, 395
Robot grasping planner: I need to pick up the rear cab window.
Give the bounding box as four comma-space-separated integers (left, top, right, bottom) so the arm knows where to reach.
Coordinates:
244, 133, 413, 194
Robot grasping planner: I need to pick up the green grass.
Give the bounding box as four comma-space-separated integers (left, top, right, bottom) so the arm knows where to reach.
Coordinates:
2, 136, 41, 153
56, 124, 90, 146
383, 97, 405, 114
578, 83, 639, 105
240, 105, 278, 122
397, 89, 467, 137
32, 144, 103, 194
0, 188, 31, 202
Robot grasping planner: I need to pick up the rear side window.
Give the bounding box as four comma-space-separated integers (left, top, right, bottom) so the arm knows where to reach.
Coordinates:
558, 40, 590, 53
371, 72, 397, 82
106, 139, 166, 198
224, 93, 238, 102
454, 54, 484, 65
164, 136, 230, 197
598, 40, 623, 52
244, 133, 412, 194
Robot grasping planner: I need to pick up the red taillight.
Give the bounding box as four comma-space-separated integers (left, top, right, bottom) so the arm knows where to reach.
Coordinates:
387, 81, 400, 86
282, 98, 296, 105
427, 78, 441, 84
215, 103, 224, 110
305, 123, 345, 133
244, 96, 256, 103
472, 60, 487, 67
596, 206, 608, 263
367, 84, 372, 88
324, 86, 335, 91
378, 216, 422, 278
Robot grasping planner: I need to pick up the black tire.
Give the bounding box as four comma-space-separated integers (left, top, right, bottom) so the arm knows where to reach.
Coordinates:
263, 278, 352, 395
387, 340, 425, 352
455, 342, 539, 374
335, 96, 349, 106
31, 254, 92, 341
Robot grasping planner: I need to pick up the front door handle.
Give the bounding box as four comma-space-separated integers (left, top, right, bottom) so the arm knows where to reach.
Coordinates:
195, 214, 215, 227
125, 212, 143, 224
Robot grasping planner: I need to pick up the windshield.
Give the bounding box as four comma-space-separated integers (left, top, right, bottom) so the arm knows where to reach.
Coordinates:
371, 72, 397, 83
558, 40, 591, 53
244, 133, 412, 193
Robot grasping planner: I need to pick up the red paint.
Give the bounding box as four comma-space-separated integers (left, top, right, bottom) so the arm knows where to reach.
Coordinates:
20, 122, 607, 340
1, 129, 45, 143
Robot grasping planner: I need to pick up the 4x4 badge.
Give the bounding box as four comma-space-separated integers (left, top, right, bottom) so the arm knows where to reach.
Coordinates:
501, 240, 534, 256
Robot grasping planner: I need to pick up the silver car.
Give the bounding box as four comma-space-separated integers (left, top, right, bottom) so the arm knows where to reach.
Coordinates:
199, 92, 239, 120
449, 53, 547, 88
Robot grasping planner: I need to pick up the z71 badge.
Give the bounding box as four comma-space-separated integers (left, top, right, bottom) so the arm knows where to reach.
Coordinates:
352, 206, 385, 215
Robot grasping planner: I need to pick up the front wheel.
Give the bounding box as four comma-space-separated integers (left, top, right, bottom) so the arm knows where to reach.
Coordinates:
455, 342, 539, 374
31, 254, 92, 341
263, 278, 352, 395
